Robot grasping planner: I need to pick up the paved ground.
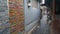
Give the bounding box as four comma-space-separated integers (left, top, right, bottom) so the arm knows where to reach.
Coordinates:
32, 15, 50, 34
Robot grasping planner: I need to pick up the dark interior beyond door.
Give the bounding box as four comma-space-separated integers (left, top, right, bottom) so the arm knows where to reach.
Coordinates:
55, 0, 60, 15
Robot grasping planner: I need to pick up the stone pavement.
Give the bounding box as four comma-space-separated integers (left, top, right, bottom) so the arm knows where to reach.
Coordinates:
32, 15, 50, 34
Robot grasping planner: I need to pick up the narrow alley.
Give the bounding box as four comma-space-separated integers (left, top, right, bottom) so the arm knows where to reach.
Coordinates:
32, 13, 50, 34
0, 0, 60, 34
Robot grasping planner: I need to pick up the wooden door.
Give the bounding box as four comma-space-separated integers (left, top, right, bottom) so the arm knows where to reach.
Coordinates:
51, 0, 60, 34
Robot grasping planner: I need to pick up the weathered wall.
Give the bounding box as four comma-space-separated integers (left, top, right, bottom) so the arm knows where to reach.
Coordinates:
24, 0, 40, 33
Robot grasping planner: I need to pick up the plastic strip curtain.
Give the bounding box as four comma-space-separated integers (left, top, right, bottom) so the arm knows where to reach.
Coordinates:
9, 0, 24, 34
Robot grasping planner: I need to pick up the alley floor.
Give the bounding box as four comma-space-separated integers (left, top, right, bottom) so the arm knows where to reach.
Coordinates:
32, 15, 50, 34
